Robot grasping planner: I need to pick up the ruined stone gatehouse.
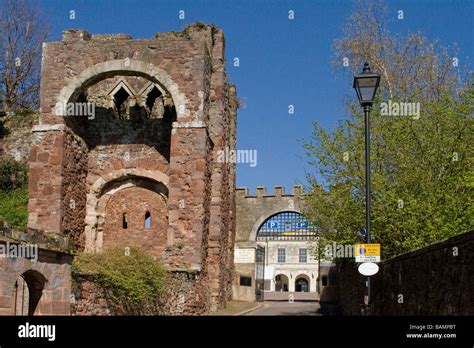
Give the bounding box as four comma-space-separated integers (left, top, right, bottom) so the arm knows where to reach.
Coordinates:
26, 24, 237, 313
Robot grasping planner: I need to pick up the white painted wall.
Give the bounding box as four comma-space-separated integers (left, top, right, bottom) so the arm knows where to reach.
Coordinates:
257, 240, 319, 292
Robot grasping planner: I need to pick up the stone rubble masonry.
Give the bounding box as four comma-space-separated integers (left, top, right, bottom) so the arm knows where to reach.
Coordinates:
0, 112, 39, 162
74, 271, 208, 316
27, 24, 237, 313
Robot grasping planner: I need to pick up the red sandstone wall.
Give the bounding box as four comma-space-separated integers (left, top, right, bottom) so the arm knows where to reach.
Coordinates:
28, 129, 64, 232
103, 186, 168, 255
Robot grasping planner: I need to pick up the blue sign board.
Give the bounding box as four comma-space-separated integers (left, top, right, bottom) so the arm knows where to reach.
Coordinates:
267, 221, 278, 229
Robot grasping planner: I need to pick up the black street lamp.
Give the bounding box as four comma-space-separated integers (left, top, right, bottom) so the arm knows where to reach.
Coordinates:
353, 62, 381, 312
353, 63, 381, 108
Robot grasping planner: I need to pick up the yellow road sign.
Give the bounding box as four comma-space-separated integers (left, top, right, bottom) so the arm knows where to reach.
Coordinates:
355, 243, 381, 262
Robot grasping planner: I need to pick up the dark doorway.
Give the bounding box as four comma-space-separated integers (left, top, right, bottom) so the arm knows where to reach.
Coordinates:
14, 270, 46, 315
275, 274, 289, 292
295, 277, 309, 292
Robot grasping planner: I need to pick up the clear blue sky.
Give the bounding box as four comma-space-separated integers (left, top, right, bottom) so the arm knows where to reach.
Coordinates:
38, 0, 473, 194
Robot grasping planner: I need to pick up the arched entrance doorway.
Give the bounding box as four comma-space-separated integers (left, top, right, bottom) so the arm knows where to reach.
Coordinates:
14, 270, 46, 316
275, 274, 289, 292
295, 275, 310, 292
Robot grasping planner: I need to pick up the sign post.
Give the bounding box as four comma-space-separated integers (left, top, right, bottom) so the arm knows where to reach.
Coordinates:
355, 243, 381, 312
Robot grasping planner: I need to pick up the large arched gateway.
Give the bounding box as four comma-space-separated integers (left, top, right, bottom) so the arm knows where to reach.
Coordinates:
256, 211, 318, 294
232, 186, 339, 302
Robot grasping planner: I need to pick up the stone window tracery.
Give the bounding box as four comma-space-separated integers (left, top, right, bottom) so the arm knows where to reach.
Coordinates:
114, 86, 131, 119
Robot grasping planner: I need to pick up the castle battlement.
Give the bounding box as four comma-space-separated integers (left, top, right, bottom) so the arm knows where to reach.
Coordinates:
61, 24, 214, 43
236, 185, 305, 198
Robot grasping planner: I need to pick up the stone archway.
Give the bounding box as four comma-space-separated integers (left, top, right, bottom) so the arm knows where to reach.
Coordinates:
54, 59, 191, 120
84, 169, 169, 252
14, 270, 47, 316
295, 274, 310, 293
275, 274, 289, 292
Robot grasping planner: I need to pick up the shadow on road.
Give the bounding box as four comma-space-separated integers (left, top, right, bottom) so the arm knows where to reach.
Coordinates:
277, 303, 341, 316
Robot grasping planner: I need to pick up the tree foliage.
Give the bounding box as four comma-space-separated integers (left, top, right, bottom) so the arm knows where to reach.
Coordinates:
0, 158, 27, 191
304, 0, 473, 259
332, 0, 465, 102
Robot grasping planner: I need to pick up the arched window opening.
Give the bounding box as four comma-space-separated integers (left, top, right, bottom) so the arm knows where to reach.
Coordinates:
146, 86, 162, 114
257, 211, 317, 241
77, 91, 88, 103
114, 87, 130, 118
122, 212, 128, 229
144, 211, 151, 229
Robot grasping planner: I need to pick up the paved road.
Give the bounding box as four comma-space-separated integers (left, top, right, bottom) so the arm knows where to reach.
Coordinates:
244, 301, 322, 316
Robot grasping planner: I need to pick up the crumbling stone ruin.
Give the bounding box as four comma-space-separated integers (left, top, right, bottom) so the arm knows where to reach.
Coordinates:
22, 23, 237, 314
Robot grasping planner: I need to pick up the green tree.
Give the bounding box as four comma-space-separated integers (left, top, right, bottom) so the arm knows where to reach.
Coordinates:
303, 0, 473, 259
0, 158, 27, 191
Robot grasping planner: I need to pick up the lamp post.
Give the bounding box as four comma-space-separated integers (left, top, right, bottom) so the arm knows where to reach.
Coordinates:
353, 62, 381, 312
317, 235, 320, 294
